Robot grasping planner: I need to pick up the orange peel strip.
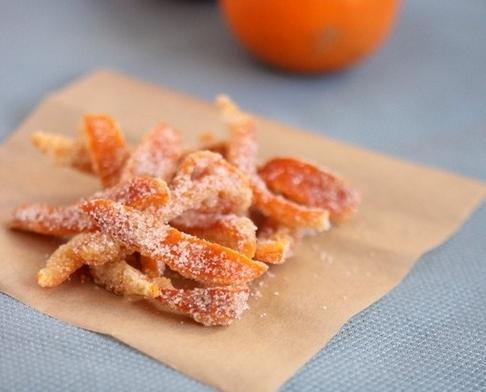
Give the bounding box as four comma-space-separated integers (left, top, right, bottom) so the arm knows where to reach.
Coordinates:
97, 176, 170, 210
31, 131, 93, 174
9, 176, 169, 236
254, 217, 295, 264
121, 123, 182, 182
37, 233, 125, 288
255, 235, 292, 265
217, 95, 258, 175
217, 96, 330, 231
252, 179, 330, 231
171, 212, 257, 258
160, 150, 252, 219
140, 255, 165, 278
153, 286, 250, 326
90, 259, 159, 298
143, 151, 252, 277
145, 151, 253, 276
10, 204, 93, 236
81, 200, 268, 286
83, 114, 129, 188
258, 157, 360, 221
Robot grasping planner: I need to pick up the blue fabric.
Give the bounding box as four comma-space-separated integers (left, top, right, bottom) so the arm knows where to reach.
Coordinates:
1, 1, 485, 391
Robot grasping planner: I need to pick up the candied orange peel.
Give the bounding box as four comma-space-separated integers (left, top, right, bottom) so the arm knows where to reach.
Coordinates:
258, 157, 360, 222
172, 212, 257, 258
81, 200, 267, 286
83, 114, 129, 187
31, 131, 93, 173
10, 176, 169, 236
216, 95, 332, 231
120, 123, 182, 182
10, 97, 359, 326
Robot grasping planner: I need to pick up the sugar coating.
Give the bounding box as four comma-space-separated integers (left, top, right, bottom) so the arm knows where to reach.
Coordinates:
258, 157, 360, 221
91, 259, 159, 298
154, 286, 250, 326
252, 178, 331, 231
82, 200, 267, 285
11, 204, 94, 236
217, 95, 258, 176
217, 95, 330, 231
159, 151, 252, 221
172, 213, 257, 258
83, 114, 129, 187
31, 131, 93, 173
121, 123, 181, 182
254, 218, 295, 264
92, 176, 170, 210
10, 177, 169, 236
37, 232, 125, 288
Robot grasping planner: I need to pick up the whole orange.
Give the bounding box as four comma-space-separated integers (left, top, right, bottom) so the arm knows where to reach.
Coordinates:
219, 0, 400, 73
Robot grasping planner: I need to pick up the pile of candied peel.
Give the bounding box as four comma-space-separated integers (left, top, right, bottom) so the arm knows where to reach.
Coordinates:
9, 96, 359, 326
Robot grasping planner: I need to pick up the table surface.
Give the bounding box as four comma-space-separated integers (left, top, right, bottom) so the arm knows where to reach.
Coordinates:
1, 1, 485, 391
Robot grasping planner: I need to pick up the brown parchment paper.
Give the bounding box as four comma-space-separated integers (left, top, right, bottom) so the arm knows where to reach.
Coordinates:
0, 70, 485, 392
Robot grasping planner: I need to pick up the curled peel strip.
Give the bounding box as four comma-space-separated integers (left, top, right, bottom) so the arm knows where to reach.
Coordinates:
259, 157, 360, 222
31, 131, 93, 174
254, 217, 296, 264
255, 235, 293, 265
90, 259, 159, 298
121, 123, 182, 182
172, 212, 257, 258
10, 176, 170, 236
154, 286, 250, 326
92, 257, 250, 326
83, 114, 129, 188
252, 178, 330, 231
217, 95, 330, 231
81, 199, 268, 286
37, 232, 126, 288
162, 150, 252, 219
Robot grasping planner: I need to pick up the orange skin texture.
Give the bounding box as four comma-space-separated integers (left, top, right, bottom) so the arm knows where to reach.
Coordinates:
255, 237, 289, 265
9, 176, 170, 236
155, 286, 250, 326
258, 157, 360, 222
172, 214, 257, 259
83, 114, 129, 187
219, 0, 400, 73
82, 200, 268, 286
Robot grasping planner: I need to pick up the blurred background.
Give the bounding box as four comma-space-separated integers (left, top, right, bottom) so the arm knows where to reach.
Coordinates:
1, 0, 485, 180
